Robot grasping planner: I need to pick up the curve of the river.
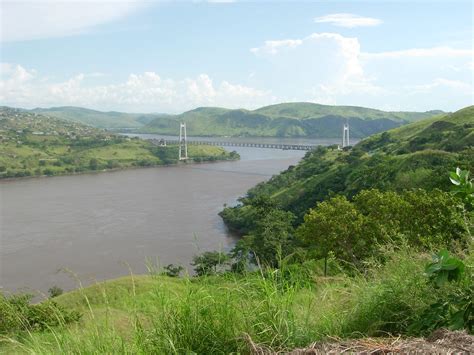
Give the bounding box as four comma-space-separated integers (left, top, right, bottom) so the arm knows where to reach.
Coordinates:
0, 136, 344, 294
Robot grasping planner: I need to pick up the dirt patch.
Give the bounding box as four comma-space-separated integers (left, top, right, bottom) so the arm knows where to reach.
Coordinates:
246, 329, 474, 354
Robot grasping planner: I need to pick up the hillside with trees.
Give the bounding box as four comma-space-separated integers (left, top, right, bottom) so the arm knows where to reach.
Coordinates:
0, 107, 238, 179
221, 106, 473, 231
142, 102, 443, 138
25, 103, 442, 138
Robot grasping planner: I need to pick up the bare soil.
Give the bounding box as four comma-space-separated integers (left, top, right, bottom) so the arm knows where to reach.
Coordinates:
247, 329, 474, 354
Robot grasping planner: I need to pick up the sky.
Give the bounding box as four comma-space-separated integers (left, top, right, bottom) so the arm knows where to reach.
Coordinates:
0, 0, 473, 113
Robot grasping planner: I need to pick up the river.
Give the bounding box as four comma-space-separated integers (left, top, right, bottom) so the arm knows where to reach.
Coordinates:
0, 136, 343, 294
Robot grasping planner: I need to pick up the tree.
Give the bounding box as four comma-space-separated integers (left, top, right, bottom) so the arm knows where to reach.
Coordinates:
249, 209, 295, 268
297, 195, 367, 273
297, 189, 469, 271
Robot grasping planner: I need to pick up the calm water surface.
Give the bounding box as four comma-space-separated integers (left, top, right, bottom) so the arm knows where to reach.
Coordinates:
0, 137, 342, 293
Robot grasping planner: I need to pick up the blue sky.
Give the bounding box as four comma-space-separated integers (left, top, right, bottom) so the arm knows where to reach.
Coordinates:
1, 0, 472, 113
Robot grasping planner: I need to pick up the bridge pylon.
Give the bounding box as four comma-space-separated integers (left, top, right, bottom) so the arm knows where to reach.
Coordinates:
342, 121, 350, 148
179, 122, 188, 160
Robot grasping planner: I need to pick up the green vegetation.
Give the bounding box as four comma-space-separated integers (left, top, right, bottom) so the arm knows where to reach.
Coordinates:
1, 244, 472, 353
0, 293, 81, 335
0, 107, 239, 179
1, 107, 472, 353
142, 102, 443, 138
23, 103, 442, 137
221, 106, 473, 230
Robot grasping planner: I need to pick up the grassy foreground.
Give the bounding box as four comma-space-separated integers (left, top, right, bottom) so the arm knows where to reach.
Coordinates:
3, 246, 471, 354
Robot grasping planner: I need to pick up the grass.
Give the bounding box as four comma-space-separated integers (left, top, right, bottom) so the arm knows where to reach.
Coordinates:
1, 247, 447, 354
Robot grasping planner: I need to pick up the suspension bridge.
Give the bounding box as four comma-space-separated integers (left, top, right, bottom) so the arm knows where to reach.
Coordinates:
147, 122, 350, 159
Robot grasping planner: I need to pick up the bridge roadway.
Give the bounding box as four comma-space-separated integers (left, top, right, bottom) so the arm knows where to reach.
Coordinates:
148, 139, 317, 151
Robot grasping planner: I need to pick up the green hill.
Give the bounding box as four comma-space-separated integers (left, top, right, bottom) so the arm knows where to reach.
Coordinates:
30, 106, 167, 129
221, 106, 473, 231
0, 107, 237, 179
26, 104, 443, 137
143, 102, 443, 138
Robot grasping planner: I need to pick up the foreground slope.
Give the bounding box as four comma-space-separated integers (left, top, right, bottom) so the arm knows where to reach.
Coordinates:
221, 106, 473, 229
2, 246, 473, 353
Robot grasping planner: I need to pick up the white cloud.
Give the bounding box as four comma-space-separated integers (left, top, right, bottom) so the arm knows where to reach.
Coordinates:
0, 64, 273, 112
314, 13, 382, 28
1, 0, 147, 42
363, 46, 473, 60
251, 32, 472, 111
251, 32, 381, 98
251, 39, 303, 55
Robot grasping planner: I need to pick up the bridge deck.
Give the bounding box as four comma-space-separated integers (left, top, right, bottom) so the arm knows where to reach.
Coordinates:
148, 139, 317, 151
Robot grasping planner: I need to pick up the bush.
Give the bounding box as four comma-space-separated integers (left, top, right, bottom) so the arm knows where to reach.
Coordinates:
162, 264, 184, 277
192, 251, 229, 276
48, 286, 64, 298
0, 293, 81, 334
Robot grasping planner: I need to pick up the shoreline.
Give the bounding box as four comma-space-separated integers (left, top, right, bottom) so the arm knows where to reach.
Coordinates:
0, 155, 240, 183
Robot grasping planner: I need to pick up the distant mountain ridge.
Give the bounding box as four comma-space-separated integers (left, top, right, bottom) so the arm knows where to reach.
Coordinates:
26, 103, 445, 138
143, 102, 444, 138
30, 106, 169, 129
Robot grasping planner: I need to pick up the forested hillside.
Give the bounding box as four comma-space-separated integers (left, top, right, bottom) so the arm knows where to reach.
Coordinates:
143, 102, 443, 138
0, 107, 237, 178
221, 106, 474, 231
24, 103, 442, 138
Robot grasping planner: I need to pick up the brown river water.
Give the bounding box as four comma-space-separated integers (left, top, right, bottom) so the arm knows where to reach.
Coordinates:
0, 136, 342, 294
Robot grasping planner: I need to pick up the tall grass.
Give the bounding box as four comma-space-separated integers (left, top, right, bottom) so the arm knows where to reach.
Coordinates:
0, 247, 452, 354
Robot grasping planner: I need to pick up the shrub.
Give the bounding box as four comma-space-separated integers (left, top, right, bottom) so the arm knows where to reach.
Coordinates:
162, 264, 184, 277
0, 293, 81, 334
48, 286, 64, 298
192, 251, 229, 276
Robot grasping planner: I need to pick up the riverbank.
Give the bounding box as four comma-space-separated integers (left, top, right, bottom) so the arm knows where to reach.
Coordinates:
0, 138, 239, 180
0, 153, 240, 182
0, 107, 239, 180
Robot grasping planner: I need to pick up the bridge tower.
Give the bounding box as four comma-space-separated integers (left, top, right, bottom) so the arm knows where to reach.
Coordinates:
342, 121, 350, 148
179, 122, 188, 160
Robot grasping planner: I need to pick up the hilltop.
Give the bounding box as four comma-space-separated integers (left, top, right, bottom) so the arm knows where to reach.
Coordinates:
142, 102, 443, 138
29, 106, 168, 129
0, 107, 238, 179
